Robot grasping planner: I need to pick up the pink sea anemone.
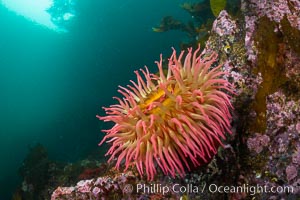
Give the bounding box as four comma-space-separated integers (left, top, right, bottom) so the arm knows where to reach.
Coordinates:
97, 45, 234, 180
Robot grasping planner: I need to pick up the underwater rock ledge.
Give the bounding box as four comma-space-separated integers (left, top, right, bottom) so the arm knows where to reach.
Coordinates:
15, 1, 300, 199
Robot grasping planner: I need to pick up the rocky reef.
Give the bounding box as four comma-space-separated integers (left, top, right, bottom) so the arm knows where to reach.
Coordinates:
15, 0, 300, 199
152, 0, 240, 49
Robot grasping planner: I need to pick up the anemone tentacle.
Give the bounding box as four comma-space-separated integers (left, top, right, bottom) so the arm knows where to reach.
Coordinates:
97, 45, 234, 180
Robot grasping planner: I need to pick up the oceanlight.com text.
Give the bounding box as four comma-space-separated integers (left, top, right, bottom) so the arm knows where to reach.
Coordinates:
134, 183, 294, 196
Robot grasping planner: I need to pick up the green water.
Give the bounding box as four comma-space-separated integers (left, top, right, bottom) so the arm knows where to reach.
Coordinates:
0, 0, 190, 198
